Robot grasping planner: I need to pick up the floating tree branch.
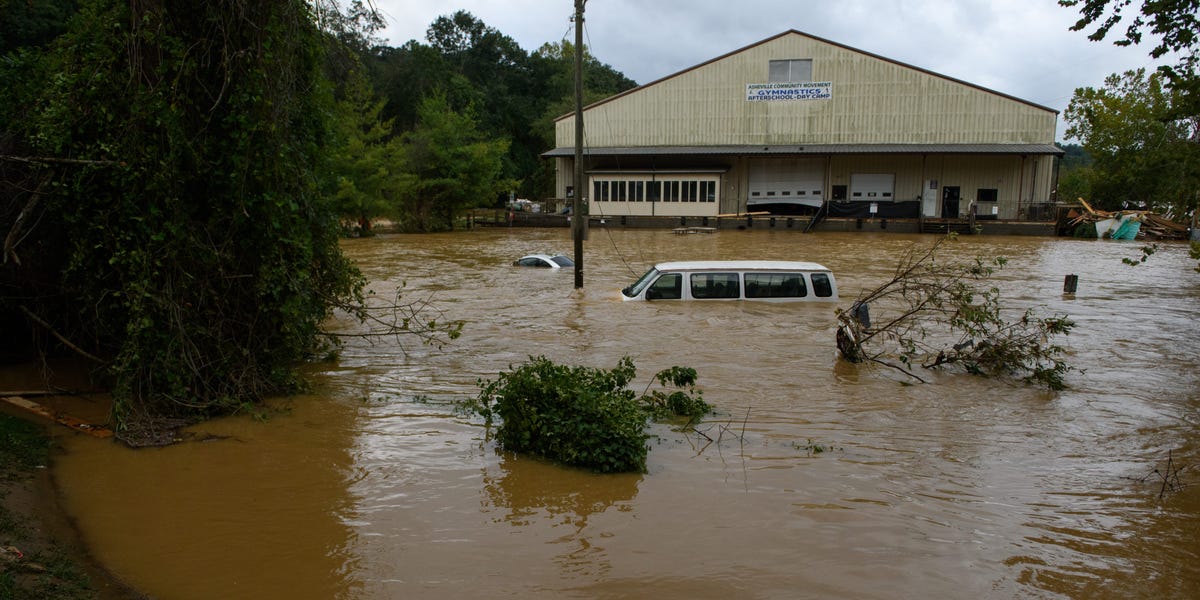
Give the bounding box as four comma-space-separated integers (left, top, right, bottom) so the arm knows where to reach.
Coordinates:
836, 237, 1075, 389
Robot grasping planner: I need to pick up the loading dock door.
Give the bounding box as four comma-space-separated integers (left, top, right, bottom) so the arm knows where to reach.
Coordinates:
849, 174, 895, 202
748, 158, 825, 209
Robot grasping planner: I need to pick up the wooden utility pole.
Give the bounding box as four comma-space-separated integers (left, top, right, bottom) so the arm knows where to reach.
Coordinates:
572, 0, 586, 288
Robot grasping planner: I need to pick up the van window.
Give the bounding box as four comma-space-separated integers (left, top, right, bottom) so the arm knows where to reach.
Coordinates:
745, 273, 807, 298
646, 273, 682, 300
811, 273, 834, 297
690, 273, 740, 299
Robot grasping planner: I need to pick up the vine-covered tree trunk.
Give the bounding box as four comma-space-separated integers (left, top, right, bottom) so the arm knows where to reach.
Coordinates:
1, 0, 364, 443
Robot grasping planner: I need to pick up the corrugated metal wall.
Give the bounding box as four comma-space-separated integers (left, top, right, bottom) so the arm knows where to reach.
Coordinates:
553, 32, 1061, 218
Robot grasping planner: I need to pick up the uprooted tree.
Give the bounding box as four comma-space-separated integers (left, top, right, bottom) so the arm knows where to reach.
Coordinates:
836, 238, 1075, 390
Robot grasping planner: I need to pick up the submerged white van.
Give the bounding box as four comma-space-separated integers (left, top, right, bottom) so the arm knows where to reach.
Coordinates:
620, 261, 838, 302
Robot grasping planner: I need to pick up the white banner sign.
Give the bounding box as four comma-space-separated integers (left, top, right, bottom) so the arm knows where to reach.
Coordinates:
746, 82, 833, 102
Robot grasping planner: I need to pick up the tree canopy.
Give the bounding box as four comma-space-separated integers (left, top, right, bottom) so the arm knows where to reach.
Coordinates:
1060, 0, 1200, 217
397, 93, 512, 231
1063, 68, 1199, 214
363, 10, 637, 203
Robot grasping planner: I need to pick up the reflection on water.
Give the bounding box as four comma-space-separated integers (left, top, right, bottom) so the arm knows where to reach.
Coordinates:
48, 228, 1200, 599
482, 454, 641, 580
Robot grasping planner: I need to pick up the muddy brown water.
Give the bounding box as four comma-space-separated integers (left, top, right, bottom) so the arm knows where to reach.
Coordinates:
42, 229, 1200, 599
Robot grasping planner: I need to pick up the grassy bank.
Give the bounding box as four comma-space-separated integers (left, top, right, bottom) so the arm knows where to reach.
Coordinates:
1, 412, 109, 599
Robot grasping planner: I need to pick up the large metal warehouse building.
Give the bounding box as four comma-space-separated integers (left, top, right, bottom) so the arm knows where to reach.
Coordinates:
545, 30, 1062, 223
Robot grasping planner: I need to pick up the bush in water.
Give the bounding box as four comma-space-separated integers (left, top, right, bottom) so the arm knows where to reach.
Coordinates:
471, 356, 709, 473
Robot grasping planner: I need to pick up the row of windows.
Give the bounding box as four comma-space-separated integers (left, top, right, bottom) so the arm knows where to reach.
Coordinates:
593, 179, 718, 203
648, 272, 834, 300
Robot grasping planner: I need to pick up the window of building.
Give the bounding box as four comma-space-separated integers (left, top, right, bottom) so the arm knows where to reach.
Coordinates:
977, 189, 998, 203
591, 176, 719, 204
666, 181, 680, 202
632, 181, 644, 202
769, 59, 812, 83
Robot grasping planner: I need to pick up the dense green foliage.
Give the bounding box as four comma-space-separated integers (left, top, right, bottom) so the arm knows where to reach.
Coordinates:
1054, 143, 1092, 204
1063, 69, 1199, 215
1060, 0, 1199, 219
0, 0, 365, 436
328, 71, 406, 235
364, 10, 637, 202
0, 0, 78, 54
318, 9, 639, 230
470, 357, 710, 473
395, 93, 512, 231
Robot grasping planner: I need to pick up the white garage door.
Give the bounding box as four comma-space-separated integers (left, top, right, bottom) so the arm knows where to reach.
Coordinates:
849, 173, 895, 202
748, 158, 825, 208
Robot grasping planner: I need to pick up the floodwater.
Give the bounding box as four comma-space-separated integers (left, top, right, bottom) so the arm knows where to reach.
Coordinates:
47, 228, 1200, 599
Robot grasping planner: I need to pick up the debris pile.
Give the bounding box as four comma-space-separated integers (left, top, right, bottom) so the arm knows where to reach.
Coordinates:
1065, 199, 1190, 240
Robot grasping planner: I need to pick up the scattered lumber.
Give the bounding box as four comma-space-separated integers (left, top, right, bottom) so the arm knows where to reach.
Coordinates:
1066, 198, 1189, 240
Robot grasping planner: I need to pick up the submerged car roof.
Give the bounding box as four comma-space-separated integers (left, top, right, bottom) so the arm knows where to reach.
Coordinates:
652, 260, 831, 272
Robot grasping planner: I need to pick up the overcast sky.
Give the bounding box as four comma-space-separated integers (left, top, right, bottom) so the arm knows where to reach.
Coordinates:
371, 0, 1174, 141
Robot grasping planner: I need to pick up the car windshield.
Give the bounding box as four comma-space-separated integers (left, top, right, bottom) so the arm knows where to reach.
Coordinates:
622, 267, 660, 298
551, 255, 574, 267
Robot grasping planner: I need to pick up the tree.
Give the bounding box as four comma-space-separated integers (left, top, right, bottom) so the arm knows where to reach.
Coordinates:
1054, 143, 1095, 202
1063, 68, 1200, 214
836, 239, 1074, 390
526, 41, 638, 198
364, 12, 638, 202
1060, 2, 1199, 92
396, 93, 512, 231
328, 71, 406, 235
1060, 0, 1199, 116
1, 0, 365, 443
0, 0, 78, 54
366, 41, 466, 131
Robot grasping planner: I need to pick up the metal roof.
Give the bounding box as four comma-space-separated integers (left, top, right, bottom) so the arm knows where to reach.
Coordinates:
653, 260, 832, 272
543, 143, 1064, 158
